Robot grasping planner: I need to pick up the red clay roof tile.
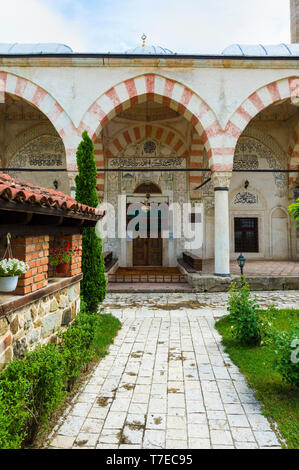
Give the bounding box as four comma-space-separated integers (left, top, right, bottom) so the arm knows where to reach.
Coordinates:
0, 173, 104, 220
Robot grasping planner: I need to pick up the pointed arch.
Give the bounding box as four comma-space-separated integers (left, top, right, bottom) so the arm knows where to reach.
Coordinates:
105, 124, 188, 158
0, 71, 78, 170
78, 74, 221, 158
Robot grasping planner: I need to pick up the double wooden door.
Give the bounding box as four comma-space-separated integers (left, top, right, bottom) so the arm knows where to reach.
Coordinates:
133, 235, 163, 266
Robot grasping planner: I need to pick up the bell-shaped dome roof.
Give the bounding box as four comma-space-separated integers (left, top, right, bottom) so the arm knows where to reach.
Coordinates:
222, 43, 299, 56
125, 44, 174, 55
125, 34, 174, 55
0, 43, 73, 54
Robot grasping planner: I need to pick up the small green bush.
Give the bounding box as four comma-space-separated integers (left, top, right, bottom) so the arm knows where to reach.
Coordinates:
227, 279, 263, 346
273, 328, 299, 388
0, 343, 66, 448
288, 198, 299, 227
60, 312, 100, 390
0, 311, 121, 449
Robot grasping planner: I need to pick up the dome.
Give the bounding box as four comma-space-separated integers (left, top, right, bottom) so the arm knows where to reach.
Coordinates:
0, 43, 73, 54
222, 43, 299, 56
125, 44, 174, 55
125, 34, 174, 55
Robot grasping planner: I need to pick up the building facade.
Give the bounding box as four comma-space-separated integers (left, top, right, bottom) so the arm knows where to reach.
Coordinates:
1, 2, 299, 277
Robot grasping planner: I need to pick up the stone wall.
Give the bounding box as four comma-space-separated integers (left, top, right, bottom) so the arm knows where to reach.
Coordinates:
0, 280, 81, 370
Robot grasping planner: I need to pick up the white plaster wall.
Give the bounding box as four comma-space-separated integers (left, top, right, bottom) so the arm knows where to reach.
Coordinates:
1, 62, 299, 130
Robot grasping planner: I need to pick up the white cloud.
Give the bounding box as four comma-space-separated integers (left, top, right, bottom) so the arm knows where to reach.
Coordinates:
0, 0, 87, 51
0, 0, 291, 54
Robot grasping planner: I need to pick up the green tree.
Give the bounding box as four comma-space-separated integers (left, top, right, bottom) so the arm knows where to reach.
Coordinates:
75, 131, 107, 311
288, 198, 299, 227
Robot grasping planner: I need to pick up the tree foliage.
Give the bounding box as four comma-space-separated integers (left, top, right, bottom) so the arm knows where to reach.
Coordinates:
288, 198, 299, 227
75, 131, 107, 311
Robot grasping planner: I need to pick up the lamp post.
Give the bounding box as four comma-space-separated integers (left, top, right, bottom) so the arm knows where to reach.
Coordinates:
237, 253, 246, 279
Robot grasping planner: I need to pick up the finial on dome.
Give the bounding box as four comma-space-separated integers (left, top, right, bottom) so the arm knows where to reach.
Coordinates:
141, 33, 147, 47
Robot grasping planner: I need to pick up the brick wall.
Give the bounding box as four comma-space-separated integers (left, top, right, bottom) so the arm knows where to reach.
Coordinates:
0, 235, 49, 295
49, 234, 82, 278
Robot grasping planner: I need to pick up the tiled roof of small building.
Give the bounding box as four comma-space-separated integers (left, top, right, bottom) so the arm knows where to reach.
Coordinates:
0, 173, 104, 220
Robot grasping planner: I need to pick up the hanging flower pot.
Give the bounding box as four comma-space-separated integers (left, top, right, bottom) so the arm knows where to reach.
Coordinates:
0, 259, 29, 293
56, 263, 70, 275
0, 275, 19, 293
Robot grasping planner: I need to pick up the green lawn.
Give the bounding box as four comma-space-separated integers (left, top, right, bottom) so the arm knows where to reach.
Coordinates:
216, 309, 299, 449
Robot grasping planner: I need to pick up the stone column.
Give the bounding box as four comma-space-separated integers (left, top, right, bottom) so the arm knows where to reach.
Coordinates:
212, 172, 232, 277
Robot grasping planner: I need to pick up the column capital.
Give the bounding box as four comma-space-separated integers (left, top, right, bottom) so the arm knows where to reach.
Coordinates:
211, 171, 232, 190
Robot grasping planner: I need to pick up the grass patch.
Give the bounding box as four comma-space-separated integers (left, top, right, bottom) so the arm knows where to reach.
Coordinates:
216, 309, 299, 449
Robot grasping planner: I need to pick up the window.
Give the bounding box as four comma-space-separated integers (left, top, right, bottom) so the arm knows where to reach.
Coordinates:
234, 218, 259, 253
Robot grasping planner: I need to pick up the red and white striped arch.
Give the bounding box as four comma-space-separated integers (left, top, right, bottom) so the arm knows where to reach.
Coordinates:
105, 125, 188, 158
78, 74, 221, 164
288, 127, 299, 188
225, 77, 299, 174
0, 72, 78, 169
94, 136, 105, 192
189, 131, 205, 195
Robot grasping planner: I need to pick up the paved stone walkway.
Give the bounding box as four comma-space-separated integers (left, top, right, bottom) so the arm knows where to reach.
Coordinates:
48, 291, 298, 449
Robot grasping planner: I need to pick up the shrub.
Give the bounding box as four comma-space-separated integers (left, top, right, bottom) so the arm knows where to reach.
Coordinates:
60, 312, 100, 390
0, 343, 66, 449
273, 328, 299, 387
227, 279, 263, 346
0, 311, 121, 449
288, 199, 299, 227
75, 130, 107, 311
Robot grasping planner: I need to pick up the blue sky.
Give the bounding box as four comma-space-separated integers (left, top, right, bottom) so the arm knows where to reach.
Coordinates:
0, 0, 291, 54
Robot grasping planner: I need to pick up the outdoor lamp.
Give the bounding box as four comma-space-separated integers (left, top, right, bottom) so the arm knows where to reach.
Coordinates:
237, 254, 246, 276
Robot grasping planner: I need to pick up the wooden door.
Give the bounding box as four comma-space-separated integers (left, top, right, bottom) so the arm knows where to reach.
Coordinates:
133, 236, 148, 266
148, 237, 163, 266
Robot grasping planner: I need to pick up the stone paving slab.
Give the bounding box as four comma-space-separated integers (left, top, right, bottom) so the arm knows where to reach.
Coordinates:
47, 291, 293, 449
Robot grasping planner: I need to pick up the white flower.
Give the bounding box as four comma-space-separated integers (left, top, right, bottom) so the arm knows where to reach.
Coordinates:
0, 258, 30, 277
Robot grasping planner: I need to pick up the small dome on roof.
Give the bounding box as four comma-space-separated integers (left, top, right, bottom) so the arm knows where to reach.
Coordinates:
0, 43, 73, 54
222, 43, 299, 56
125, 34, 174, 55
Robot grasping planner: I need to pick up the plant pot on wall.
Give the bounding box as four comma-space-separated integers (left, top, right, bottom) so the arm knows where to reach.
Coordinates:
56, 263, 70, 275
0, 275, 19, 293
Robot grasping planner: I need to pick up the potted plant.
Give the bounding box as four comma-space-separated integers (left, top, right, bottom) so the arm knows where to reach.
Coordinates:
0, 258, 29, 292
49, 243, 80, 275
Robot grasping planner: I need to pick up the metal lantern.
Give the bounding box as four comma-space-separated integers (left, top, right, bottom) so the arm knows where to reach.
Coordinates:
237, 253, 246, 276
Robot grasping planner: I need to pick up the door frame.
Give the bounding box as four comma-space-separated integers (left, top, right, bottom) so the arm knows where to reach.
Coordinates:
123, 194, 170, 267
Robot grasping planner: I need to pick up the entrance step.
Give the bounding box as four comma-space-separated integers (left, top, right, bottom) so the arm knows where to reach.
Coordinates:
107, 282, 193, 293
108, 267, 187, 284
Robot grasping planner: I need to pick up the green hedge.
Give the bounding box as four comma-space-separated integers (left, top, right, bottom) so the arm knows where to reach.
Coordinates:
0, 312, 121, 449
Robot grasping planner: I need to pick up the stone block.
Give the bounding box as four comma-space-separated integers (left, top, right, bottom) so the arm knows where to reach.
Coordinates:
68, 285, 77, 302
13, 337, 27, 359
31, 305, 39, 321
10, 316, 19, 335
62, 308, 72, 326
41, 312, 62, 338
50, 298, 59, 312
58, 294, 69, 308
0, 317, 9, 336
27, 328, 40, 345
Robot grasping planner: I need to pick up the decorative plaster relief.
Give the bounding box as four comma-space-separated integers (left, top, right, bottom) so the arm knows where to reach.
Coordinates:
233, 191, 259, 205
10, 135, 65, 169
234, 132, 287, 197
